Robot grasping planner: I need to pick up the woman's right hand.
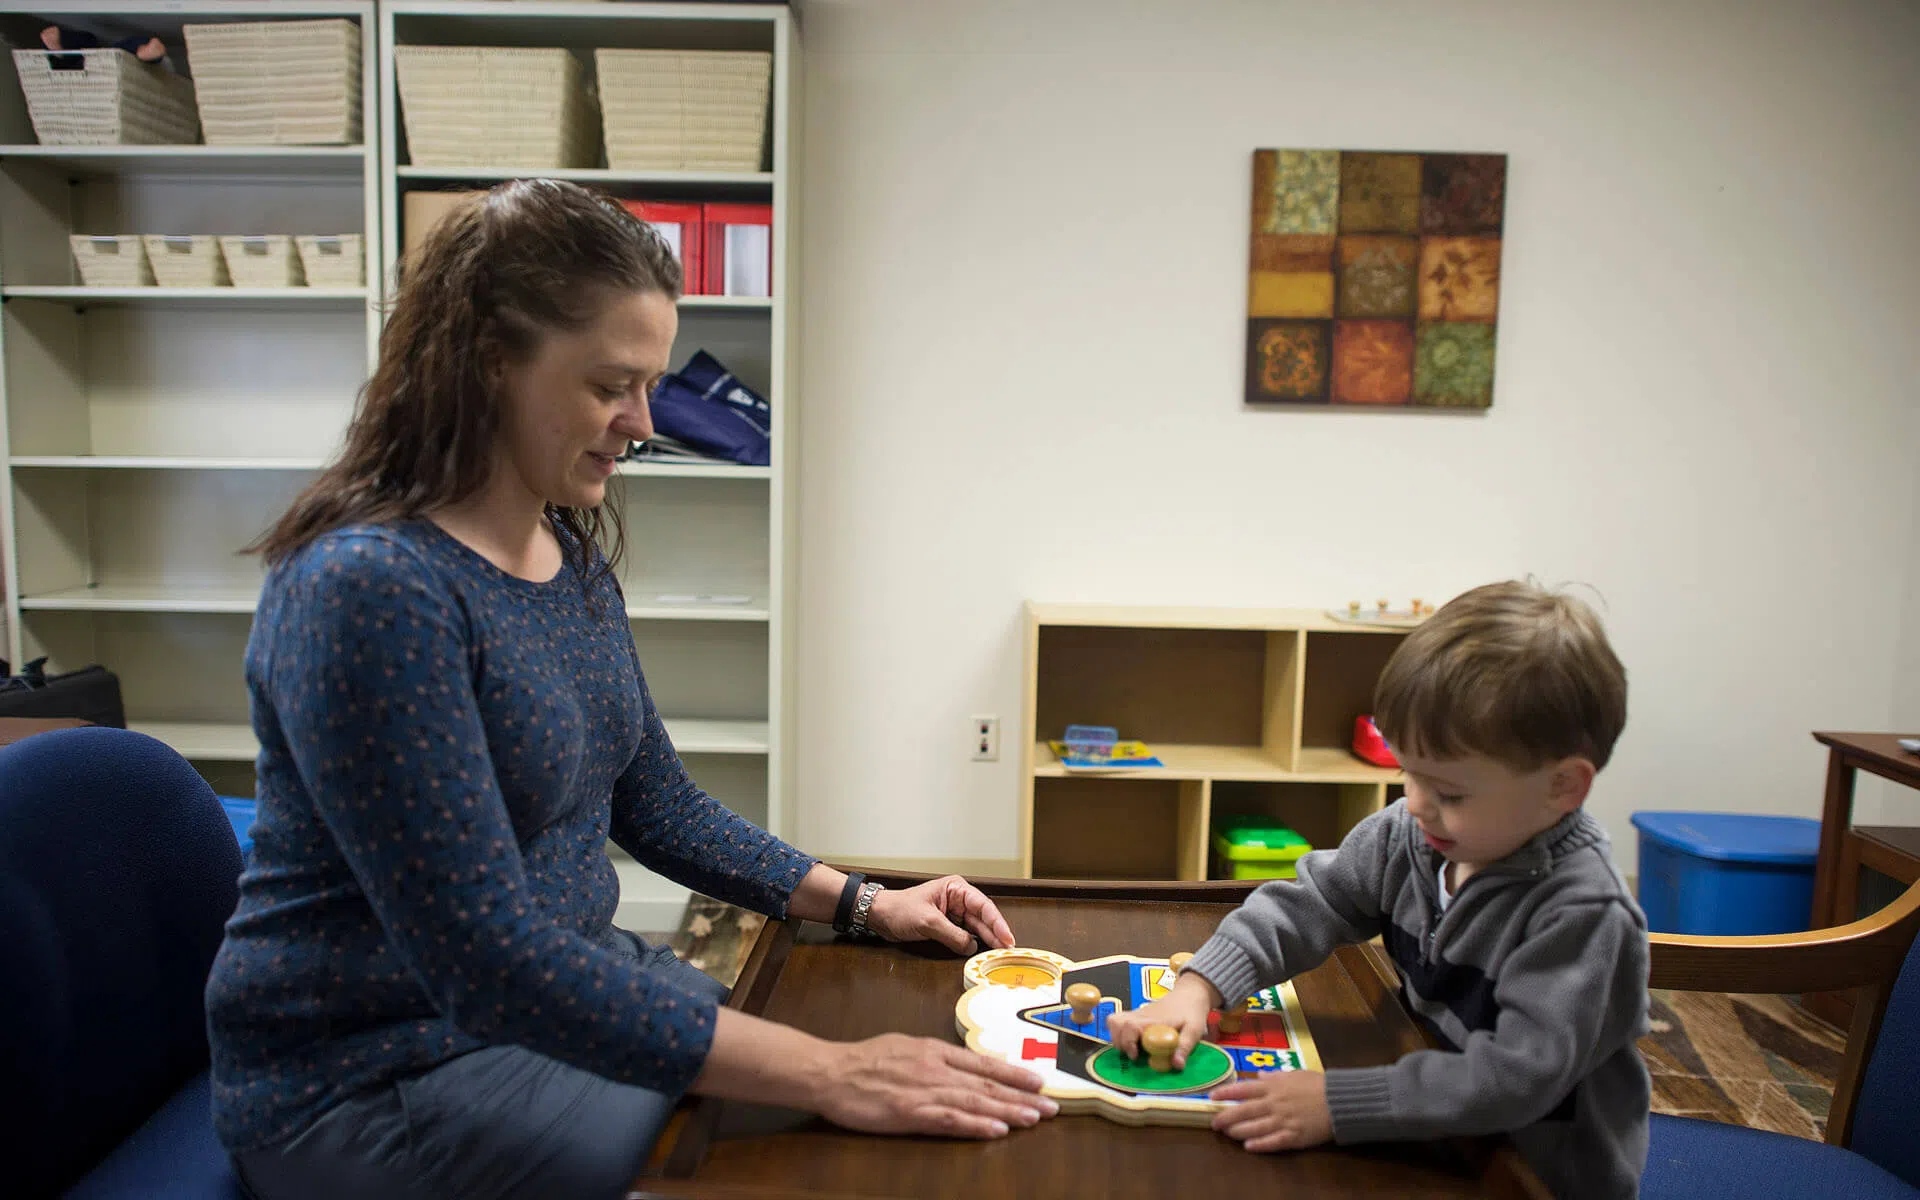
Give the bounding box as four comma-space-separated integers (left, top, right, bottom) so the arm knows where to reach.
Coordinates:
814, 1033, 1056, 1138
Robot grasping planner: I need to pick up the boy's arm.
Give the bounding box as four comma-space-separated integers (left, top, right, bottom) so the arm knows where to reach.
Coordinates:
1185, 808, 1398, 1004
1325, 900, 1647, 1141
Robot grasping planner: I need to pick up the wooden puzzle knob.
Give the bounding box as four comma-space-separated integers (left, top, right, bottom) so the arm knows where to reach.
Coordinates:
1219, 997, 1250, 1035
1168, 951, 1193, 974
1141, 1024, 1179, 1073
1065, 982, 1100, 1026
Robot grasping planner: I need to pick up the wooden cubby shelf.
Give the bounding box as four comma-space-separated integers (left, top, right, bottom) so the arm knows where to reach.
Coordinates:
1019, 604, 1414, 882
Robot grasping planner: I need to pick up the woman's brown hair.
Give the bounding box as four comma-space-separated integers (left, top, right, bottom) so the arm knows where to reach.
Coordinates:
248, 178, 682, 583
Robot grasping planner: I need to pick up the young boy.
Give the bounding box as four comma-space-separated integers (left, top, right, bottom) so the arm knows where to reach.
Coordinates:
1109, 580, 1650, 1200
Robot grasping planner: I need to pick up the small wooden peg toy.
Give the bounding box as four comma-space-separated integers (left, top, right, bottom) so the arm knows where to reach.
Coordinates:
1219, 997, 1250, 1035
1141, 1024, 1179, 1073
1376, 598, 1389, 616
1347, 600, 1361, 617
1065, 982, 1101, 1026
1168, 951, 1193, 974
1411, 598, 1425, 616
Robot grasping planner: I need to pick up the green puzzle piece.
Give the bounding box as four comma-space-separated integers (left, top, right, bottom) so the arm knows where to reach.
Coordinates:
1087, 1040, 1236, 1095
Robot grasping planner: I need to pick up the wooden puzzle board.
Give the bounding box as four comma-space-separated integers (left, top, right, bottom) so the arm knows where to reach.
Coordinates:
954, 947, 1323, 1128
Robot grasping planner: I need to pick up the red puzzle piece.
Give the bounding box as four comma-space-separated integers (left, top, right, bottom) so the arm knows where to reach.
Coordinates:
1209, 1010, 1294, 1049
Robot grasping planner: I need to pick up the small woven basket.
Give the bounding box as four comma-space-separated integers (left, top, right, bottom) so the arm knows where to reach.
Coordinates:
70, 236, 155, 287
143, 235, 230, 287
294, 235, 364, 287
12, 48, 199, 145
395, 45, 599, 168
596, 49, 770, 171
182, 19, 363, 145
218, 235, 304, 287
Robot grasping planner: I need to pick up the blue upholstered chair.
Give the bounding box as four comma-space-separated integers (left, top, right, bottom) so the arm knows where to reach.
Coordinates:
0, 727, 243, 1199
1644, 874, 1920, 1197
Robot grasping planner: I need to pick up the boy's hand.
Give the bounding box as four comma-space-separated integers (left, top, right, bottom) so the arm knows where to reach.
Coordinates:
1209, 1070, 1333, 1152
1106, 971, 1220, 1069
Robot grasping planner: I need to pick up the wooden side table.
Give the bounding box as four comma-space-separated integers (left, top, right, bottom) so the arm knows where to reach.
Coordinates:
1807, 732, 1920, 1026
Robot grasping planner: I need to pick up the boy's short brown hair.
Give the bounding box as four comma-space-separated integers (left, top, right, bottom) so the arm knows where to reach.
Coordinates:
1373, 580, 1628, 771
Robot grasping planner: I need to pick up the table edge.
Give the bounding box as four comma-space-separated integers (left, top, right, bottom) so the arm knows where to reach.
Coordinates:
1814, 732, 1920, 784
661, 917, 800, 1179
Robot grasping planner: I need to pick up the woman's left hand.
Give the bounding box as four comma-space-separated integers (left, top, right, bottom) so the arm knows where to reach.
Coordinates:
864, 875, 1015, 952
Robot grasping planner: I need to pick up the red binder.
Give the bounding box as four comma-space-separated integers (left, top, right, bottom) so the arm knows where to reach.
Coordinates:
620, 200, 705, 294
701, 202, 773, 297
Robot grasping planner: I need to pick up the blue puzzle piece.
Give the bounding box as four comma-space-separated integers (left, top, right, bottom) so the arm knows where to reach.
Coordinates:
1028, 998, 1118, 1043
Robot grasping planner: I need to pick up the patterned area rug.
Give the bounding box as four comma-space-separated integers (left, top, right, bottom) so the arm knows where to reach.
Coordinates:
666, 900, 1846, 1141
1641, 989, 1844, 1139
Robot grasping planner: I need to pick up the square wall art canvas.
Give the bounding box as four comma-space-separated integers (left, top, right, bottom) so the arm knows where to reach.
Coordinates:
1246, 149, 1506, 409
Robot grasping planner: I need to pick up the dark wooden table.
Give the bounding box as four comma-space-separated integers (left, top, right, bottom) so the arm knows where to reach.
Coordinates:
641, 878, 1545, 1199
0, 716, 90, 748
1808, 733, 1920, 1025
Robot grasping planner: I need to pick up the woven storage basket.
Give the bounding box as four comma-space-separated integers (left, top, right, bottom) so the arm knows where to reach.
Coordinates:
596, 49, 769, 171
182, 20, 362, 145
218, 235, 304, 287
395, 46, 599, 168
294, 235, 364, 287
143, 235, 231, 287
12, 49, 199, 145
70, 235, 155, 287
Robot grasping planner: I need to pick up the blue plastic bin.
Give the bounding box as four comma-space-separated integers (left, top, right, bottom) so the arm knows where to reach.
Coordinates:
1630, 811, 1820, 935
218, 795, 257, 856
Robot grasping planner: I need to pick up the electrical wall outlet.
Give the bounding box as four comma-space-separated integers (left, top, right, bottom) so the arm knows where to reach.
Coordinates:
971, 715, 999, 761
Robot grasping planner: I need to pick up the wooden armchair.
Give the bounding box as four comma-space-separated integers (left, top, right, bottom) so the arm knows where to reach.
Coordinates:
1642, 873, 1920, 1196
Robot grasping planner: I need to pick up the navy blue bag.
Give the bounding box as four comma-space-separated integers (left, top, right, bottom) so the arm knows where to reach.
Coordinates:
648, 350, 772, 466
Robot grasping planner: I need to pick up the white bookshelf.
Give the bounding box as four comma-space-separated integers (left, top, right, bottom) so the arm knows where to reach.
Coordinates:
0, 286, 372, 305
0, 0, 798, 935
0, 144, 369, 175
19, 584, 264, 613
0, 2, 383, 800
377, 0, 797, 931
398, 163, 771, 187
123, 716, 770, 763
619, 460, 769, 481
12, 455, 328, 469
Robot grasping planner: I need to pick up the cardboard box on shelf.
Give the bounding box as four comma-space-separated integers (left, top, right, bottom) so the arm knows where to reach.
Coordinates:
402, 189, 486, 262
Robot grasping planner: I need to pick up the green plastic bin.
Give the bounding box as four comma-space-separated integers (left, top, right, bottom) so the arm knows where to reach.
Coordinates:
1213, 822, 1311, 881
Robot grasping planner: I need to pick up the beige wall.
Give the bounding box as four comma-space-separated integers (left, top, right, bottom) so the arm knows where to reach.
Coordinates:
791, 0, 1920, 868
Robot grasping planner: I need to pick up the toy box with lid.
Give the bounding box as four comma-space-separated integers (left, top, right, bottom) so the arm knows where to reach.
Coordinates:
1630, 811, 1820, 935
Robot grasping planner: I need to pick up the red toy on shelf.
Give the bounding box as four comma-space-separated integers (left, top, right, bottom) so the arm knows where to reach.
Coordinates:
1352, 715, 1399, 768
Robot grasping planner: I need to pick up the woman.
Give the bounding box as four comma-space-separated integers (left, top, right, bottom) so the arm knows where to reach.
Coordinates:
206, 179, 1053, 1200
